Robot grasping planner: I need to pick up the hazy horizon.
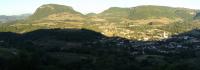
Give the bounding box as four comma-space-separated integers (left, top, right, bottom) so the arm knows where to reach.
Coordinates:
1, 0, 200, 15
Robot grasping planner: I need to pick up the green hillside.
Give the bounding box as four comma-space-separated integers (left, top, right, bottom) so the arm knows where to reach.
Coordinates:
29, 4, 82, 20
99, 5, 196, 20
99, 7, 130, 18
129, 5, 176, 19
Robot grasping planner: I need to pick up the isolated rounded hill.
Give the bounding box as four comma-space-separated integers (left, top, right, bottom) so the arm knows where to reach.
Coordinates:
29, 4, 82, 20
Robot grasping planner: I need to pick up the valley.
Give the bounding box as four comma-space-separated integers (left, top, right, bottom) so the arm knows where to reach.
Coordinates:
0, 4, 200, 70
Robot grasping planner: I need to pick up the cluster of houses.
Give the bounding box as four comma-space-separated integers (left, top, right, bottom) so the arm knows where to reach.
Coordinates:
96, 29, 200, 56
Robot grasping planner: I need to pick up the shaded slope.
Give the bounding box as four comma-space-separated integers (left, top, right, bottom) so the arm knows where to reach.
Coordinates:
21, 28, 104, 42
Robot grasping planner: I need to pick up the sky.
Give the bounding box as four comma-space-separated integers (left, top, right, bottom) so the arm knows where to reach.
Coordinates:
0, 0, 200, 15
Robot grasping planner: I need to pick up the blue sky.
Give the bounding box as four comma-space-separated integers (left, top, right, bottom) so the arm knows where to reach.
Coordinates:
0, 0, 200, 15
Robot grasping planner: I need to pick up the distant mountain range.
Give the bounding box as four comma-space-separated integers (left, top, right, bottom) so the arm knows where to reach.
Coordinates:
0, 14, 31, 23
1, 4, 200, 24
33, 4, 199, 19
26, 4, 200, 24
18, 4, 198, 22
